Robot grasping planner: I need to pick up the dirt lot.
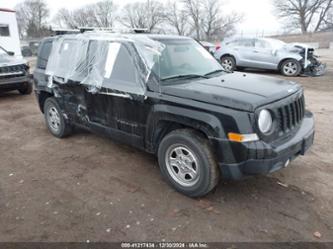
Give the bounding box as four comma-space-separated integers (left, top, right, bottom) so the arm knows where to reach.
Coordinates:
0, 50, 332, 242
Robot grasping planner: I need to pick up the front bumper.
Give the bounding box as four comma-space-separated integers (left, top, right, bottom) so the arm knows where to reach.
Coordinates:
0, 75, 32, 91
302, 59, 326, 76
218, 111, 315, 180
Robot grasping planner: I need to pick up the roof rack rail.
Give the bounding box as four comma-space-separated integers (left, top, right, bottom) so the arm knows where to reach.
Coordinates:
131, 28, 149, 33
78, 27, 150, 34
51, 27, 150, 35
78, 27, 114, 33
51, 28, 80, 36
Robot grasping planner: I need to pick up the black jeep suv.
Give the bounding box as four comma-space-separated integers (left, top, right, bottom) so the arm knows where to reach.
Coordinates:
0, 46, 32, 94
33, 33, 314, 197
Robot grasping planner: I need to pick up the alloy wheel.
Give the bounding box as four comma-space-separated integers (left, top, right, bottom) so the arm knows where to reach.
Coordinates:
165, 144, 200, 187
283, 62, 298, 76
221, 59, 233, 71
47, 106, 61, 133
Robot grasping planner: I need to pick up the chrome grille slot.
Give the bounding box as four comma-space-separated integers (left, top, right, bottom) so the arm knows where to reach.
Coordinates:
0, 64, 27, 78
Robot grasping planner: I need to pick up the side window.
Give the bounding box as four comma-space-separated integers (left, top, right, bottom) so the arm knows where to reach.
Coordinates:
227, 39, 239, 46
102, 42, 143, 94
58, 39, 79, 72
0, 24, 10, 36
255, 40, 270, 49
53, 39, 82, 80
239, 39, 254, 47
37, 41, 52, 69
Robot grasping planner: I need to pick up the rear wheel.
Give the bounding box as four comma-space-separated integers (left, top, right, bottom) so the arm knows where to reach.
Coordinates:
18, 82, 32, 95
220, 56, 236, 72
280, 59, 301, 76
43, 97, 72, 138
158, 129, 220, 197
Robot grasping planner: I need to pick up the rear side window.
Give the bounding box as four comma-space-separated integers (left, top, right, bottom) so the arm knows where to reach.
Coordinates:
37, 41, 52, 69
238, 39, 254, 47
255, 39, 271, 49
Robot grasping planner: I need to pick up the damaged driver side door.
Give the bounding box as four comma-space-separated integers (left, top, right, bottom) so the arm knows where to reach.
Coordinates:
83, 40, 150, 149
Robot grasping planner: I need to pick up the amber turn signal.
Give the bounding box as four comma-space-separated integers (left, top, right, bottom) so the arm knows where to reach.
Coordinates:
228, 132, 259, 142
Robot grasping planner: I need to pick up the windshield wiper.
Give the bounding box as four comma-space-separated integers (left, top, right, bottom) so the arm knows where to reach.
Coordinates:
161, 74, 208, 81
204, 69, 225, 76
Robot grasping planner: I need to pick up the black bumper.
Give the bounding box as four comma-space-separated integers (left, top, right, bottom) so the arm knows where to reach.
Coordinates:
218, 112, 315, 180
0, 75, 32, 92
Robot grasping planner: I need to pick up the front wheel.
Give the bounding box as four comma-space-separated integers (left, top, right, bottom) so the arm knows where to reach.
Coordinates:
43, 97, 72, 138
220, 56, 236, 72
280, 59, 301, 76
158, 129, 220, 197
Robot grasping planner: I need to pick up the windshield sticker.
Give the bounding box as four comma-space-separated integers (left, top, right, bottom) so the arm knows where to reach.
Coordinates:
104, 43, 121, 78
63, 43, 69, 51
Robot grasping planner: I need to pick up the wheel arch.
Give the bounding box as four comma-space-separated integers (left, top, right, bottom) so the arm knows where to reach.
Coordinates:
145, 105, 224, 154
220, 53, 237, 64
37, 90, 54, 113
278, 57, 302, 70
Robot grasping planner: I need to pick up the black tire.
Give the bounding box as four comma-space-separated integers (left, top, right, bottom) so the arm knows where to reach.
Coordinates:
18, 82, 33, 95
220, 55, 236, 72
280, 59, 301, 76
43, 97, 72, 138
158, 129, 220, 197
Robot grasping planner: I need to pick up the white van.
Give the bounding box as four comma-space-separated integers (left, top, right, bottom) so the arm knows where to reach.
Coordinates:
0, 8, 22, 58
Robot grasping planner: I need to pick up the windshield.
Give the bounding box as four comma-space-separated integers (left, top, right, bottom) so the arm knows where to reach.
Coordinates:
152, 39, 223, 81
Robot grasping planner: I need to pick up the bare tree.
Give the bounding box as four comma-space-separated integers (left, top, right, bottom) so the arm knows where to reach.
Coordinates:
54, 7, 94, 28
54, 0, 117, 29
120, 0, 165, 32
15, 0, 50, 38
54, 8, 76, 28
182, 0, 243, 40
321, 11, 333, 30
201, 0, 243, 40
182, 0, 203, 39
273, 0, 333, 33
165, 1, 190, 36
90, 0, 118, 28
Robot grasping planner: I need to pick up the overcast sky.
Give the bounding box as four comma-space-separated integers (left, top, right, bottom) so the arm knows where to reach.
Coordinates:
0, 0, 282, 36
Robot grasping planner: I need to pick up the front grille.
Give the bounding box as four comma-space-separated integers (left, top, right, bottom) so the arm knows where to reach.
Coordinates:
277, 94, 305, 132
0, 64, 27, 79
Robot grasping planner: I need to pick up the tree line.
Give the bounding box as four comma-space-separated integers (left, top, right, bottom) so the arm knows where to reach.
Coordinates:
15, 0, 333, 40
15, 0, 243, 41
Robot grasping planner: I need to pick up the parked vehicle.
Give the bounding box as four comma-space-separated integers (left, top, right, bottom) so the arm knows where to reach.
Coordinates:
199, 41, 216, 54
0, 8, 23, 58
214, 37, 326, 76
0, 46, 32, 94
21, 45, 33, 57
28, 41, 40, 55
34, 33, 314, 197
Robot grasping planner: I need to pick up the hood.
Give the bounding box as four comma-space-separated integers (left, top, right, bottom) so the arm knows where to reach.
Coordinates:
283, 42, 314, 53
161, 72, 301, 112
0, 55, 26, 67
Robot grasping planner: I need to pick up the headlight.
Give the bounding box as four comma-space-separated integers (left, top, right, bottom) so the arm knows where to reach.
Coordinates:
258, 109, 273, 134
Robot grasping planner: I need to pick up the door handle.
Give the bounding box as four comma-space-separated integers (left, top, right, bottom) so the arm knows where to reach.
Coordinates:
253, 50, 259, 53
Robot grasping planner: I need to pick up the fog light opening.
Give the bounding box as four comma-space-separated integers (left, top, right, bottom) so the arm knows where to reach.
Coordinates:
284, 159, 290, 168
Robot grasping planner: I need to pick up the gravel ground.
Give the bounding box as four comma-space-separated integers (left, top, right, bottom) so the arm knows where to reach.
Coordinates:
0, 50, 332, 242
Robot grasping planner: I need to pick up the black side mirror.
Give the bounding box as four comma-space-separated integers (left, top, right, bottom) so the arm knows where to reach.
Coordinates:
7, 51, 15, 56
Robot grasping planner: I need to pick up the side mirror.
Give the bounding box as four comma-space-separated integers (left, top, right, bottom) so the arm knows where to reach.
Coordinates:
7, 51, 15, 56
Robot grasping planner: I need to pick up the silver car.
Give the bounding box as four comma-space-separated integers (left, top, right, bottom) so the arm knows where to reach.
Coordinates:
214, 37, 326, 76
